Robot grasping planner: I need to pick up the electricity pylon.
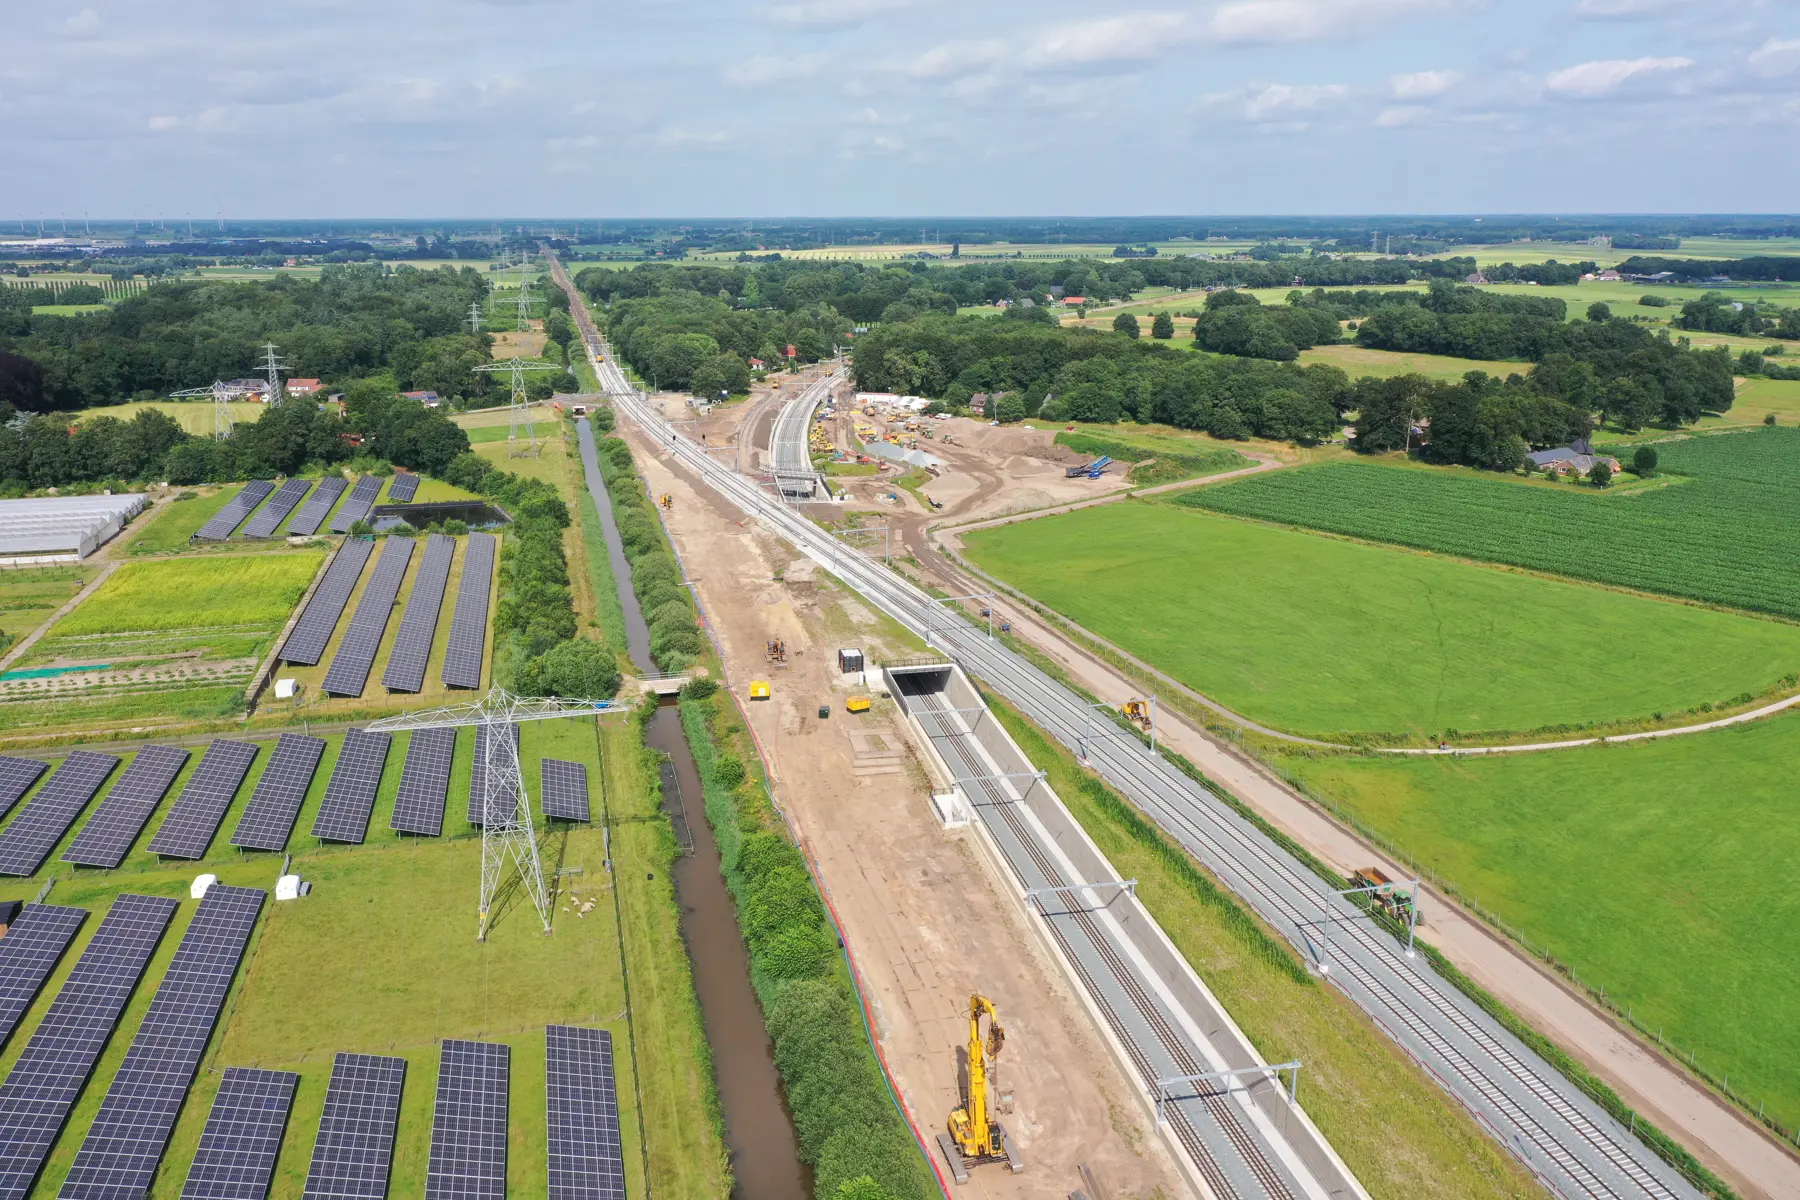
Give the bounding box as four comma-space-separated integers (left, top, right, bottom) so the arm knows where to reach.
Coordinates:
367, 688, 619, 941
472, 357, 560, 457
257, 342, 287, 404
169, 381, 254, 439
466, 301, 484, 336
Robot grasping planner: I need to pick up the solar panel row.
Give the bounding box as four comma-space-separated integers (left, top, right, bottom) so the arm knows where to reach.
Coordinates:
0, 894, 179, 1200
0, 756, 48, 822
0, 752, 119, 877
62, 745, 191, 869
286, 476, 349, 538
440, 533, 495, 690
321, 538, 415, 697
58, 884, 266, 1200
0, 905, 86, 1053
229, 735, 327, 852
300, 1053, 406, 1200
178, 1068, 299, 1200
380, 534, 455, 693
385, 474, 420, 503
193, 480, 276, 542
545, 1026, 626, 1200
467, 724, 519, 827
310, 730, 392, 844
424, 1041, 508, 1200
147, 740, 261, 860
391, 729, 456, 837
329, 476, 383, 535
539, 760, 591, 823
241, 477, 314, 539
281, 537, 376, 666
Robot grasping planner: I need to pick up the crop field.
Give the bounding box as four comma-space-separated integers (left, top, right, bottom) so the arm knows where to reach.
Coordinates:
0, 716, 724, 1200
960, 503, 1800, 738
56, 554, 322, 636
1183, 438, 1800, 619
0, 566, 94, 647
1279, 711, 1800, 1132
77, 401, 266, 437
1295, 344, 1521, 380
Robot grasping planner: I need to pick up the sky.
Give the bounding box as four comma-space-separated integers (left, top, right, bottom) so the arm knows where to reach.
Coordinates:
5, 0, 1799, 219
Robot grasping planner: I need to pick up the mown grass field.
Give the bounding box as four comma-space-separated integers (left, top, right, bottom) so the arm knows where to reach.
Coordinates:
1279, 712, 1800, 1133
1296, 343, 1524, 381
56, 554, 322, 636
75, 401, 266, 436
126, 489, 257, 555
962, 502, 1800, 738
991, 698, 1542, 1200
1052, 429, 1251, 485
1183, 435, 1800, 621
0, 715, 726, 1200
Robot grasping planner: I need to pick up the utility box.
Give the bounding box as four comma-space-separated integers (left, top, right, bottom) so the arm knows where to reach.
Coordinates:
275, 875, 303, 901
838, 648, 865, 674
190, 873, 218, 899
274, 678, 298, 700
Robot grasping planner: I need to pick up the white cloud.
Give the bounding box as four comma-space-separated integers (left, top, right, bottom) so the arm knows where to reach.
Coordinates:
1573, 0, 1677, 17
147, 114, 179, 131
1206, 0, 1447, 45
1376, 105, 1428, 125
1021, 12, 1191, 68
1749, 37, 1800, 78
724, 54, 827, 85
1545, 55, 1692, 97
1389, 69, 1460, 99
904, 38, 1006, 79
1241, 82, 1347, 119
62, 7, 102, 39
766, 0, 930, 26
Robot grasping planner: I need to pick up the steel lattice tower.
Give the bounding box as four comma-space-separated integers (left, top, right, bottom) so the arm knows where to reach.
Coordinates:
472, 357, 560, 457
367, 688, 619, 940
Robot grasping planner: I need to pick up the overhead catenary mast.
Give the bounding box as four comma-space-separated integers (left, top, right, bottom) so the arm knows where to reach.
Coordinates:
366, 688, 618, 941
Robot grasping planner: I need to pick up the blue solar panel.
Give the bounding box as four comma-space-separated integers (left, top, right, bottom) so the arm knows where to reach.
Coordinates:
0, 895, 179, 1200
0, 751, 119, 876
311, 730, 391, 844
0, 904, 87, 1052
147, 740, 260, 859
281, 538, 375, 666
546, 1026, 625, 1200
242, 477, 314, 539
229, 734, 327, 852
440, 534, 495, 690
193, 481, 276, 542
178, 1068, 299, 1200
381, 534, 454, 693
391, 729, 455, 837
329, 476, 383, 534
424, 1041, 508, 1200
466, 725, 518, 827
540, 760, 590, 823
300, 1054, 406, 1200
286, 476, 348, 538
322, 538, 414, 697
0, 757, 47, 822
385, 474, 419, 503
59, 884, 266, 1200
63, 745, 191, 869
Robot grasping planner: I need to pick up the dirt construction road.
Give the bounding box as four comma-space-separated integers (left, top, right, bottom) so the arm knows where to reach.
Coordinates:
622, 424, 1190, 1200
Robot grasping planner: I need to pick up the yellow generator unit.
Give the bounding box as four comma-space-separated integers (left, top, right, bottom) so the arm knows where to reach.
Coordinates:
748, 681, 771, 701
846, 695, 871, 714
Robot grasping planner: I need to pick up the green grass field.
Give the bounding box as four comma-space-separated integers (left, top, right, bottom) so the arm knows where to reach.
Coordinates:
1183, 438, 1800, 620
76, 401, 266, 436
962, 502, 1800, 738
1295, 343, 1523, 380
993, 699, 1541, 1199
126, 490, 249, 555
0, 716, 727, 1200
1053, 429, 1251, 485
56, 554, 322, 636
0, 567, 95, 646
1279, 712, 1800, 1132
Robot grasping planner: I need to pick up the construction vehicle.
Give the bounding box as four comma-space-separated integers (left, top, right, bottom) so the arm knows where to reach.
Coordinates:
1084, 455, 1113, 479
748, 680, 771, 701
846, 695, 871, 713
1351, 867, 1423, 927
939, 994, 1022, 1180
766, 638, 787, 664
1123, 699, 1152, 729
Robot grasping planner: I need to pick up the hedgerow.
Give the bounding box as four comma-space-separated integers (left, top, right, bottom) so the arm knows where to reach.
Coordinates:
593, 435, 703, 670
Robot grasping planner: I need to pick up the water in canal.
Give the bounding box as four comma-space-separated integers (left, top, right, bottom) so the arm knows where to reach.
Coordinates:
576, 418, 810, 1198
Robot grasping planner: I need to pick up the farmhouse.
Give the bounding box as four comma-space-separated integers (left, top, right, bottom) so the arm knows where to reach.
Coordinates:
1526, 438, 1621, 477
286, 377, 323, 396
401, 389, 442, 407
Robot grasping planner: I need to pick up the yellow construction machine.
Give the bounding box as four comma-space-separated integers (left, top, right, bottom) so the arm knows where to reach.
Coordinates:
765, 638, 787, 664
940, 994, 1022, 1180
1123, 699, 1152, 729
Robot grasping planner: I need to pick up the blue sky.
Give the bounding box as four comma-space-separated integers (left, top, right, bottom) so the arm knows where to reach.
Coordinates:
4, 0, 1797, 218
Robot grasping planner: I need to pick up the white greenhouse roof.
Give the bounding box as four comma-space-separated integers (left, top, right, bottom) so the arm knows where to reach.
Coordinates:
0, 493, 149, 557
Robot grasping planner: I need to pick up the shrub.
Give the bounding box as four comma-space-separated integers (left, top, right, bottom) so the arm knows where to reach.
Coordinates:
1590, 459, 1613, 488
517, 637, 620, 699
1632, 446, 1658, 475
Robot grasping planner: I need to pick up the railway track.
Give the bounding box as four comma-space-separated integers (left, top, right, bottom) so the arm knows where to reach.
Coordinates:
548, 253, 1702, 1200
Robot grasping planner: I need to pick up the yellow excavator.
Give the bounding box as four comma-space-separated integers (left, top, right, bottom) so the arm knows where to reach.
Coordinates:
939, 994, 1023, 1181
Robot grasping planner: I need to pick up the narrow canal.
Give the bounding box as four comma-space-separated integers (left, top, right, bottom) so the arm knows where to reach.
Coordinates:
575, 417, 810, 1198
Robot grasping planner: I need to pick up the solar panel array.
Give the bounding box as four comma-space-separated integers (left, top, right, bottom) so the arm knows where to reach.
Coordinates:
545, 1026, 626, 1200
59, 884, 266, 1200
321, 539, 415, 697
391, 729, 455, 837
311, 730, 391, 844
466, 724, 519, 827
0, 894, 179, 1200
440, 533, 496, 689
329, 475, 384, 534
63, 745, 192, 869
385, 473, 420, 503
281, 537, 375, 666
193, 480, 276, 542
286, 475, 349, 538
0, 752, 119, 877
380, 534, 454, 693
540, 760, 591, 823
178, 1068, 299, 1200
0, 905, 86, 1052
300, 1053, 407, 1200
147, 740, 261, 859
424, 1041, 509, 1200
241, 477, 313, 539
229, 735, 327, 852
0, 756, 47, 822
